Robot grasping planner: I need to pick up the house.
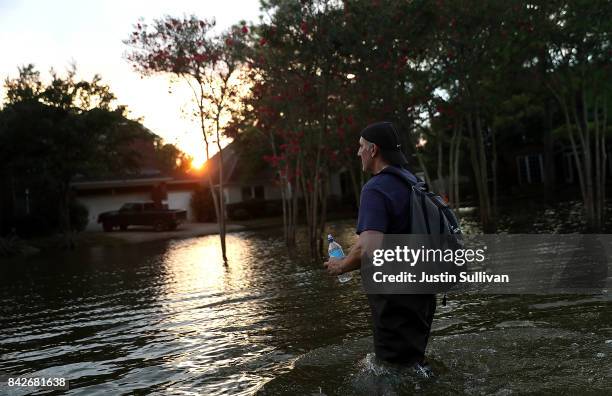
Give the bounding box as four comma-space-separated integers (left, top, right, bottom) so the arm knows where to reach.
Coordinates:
204, 141, 346, 217
72, 134, 204, 230
74, 134, 350, 229
73, 176, 203, 230
509, 144, 612, 186
203, 142, 283, 204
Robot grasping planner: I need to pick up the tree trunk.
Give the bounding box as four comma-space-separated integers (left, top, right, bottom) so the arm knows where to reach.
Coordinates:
300, 160, 312, 238
594, 97, 602, 229
281, 175, 289, 243
551, 83, 601, 230
566, 88, 593, 229
205, 175, 221, 227
288, 154, 302, 247
540, 48, 556, 202
557, 97, 587, 203
194, 77, 226, 260
448, 124, 457, 203
214, 117, 227, 261
436, 132, 444, 194
543, 99, 556, 202
575, 89, 595, 229
467, 112, 494, 232
453, 125, 462, 208
594, 94, 608, 230
310, 159, 319, 258
318, 170, 329, 257
475, 110, 494, 231
284, 155, 300, 248
491, 123, 498, 221
467, 115, 484, 212
344, 153, 361, 209
268, 129, 292, 247
416, 151, 431, 188
308, 73, 329, 259
601, 96, 608, 230
59, 182, 75, 250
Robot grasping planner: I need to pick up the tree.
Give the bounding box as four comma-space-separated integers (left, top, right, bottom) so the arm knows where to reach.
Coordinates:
535, 0, 611, 230
125, 15, 249, 261
154, 141, 193, 176
244, 0, 356, 256
425, 1, 534, 231
1, 64, 141, 245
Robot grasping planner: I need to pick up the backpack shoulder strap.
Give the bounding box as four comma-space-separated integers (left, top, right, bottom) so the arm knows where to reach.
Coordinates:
379, 166, 427, 190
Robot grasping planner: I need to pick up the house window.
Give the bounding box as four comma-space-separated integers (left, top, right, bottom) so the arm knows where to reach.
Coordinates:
241, 185, 265, 200
517, 154, 544, 184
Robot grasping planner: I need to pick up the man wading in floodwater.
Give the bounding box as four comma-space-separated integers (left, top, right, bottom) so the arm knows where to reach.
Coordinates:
324, 121, 436, 371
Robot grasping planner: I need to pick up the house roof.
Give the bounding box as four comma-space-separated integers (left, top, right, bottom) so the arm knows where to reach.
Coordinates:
71, 127, 202, 189
204, 141, 276, 187
204, 143, 239, 185
71, 176, 172, 189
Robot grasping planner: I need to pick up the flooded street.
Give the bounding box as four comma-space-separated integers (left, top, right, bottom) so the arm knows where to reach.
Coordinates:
1, 214, 611, 395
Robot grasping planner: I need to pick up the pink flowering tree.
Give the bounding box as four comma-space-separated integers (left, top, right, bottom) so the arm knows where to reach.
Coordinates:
124, 15, 250, 261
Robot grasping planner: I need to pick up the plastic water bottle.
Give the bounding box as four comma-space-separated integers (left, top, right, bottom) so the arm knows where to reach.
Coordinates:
328, 234, 352, 283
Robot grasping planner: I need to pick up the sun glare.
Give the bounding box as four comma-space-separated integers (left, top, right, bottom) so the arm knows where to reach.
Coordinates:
191, 156, 206, 170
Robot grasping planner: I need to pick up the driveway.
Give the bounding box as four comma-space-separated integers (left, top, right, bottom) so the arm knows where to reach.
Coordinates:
90, 222, 246, 244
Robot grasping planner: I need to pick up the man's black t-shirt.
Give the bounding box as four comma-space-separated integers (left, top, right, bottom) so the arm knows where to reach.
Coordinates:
356, 165, 436, 365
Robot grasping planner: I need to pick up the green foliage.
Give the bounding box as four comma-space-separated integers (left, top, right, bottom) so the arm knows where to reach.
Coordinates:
118, 1, 610, 234
154, 142, 193, 175
239, 0, 610, 166
0, 65, 143, 236
1, 65, 141, 181
124, 15, 248, 142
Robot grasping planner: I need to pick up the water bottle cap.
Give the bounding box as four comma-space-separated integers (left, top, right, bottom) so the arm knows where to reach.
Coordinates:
327, 234, 334, 242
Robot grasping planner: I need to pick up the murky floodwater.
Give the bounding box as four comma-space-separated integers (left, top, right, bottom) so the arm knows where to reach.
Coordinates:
1, 214, 611, 395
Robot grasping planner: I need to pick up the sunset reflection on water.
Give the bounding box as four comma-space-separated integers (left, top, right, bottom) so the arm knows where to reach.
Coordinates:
161, 233, 256, 292
151, 232, 290, 394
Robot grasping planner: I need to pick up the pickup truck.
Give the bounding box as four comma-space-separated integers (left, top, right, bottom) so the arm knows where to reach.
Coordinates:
98, 202, 187, 232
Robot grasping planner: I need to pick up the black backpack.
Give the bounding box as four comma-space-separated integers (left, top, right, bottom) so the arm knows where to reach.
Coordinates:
380, 166, 464, 295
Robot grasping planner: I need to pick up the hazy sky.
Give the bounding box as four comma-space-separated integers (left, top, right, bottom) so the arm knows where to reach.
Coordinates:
0, 0, 262, 165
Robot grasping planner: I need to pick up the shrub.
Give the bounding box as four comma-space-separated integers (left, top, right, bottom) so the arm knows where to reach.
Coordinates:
231, 208, 251, 220
12, 214, 52, 238
0, 235, 31, 257
69, 200, 89, 232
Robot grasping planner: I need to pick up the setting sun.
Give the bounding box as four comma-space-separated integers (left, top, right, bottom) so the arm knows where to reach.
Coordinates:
191, 156, 206, 170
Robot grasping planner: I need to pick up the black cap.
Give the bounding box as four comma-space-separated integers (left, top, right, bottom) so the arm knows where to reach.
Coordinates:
360, 121, 409, 167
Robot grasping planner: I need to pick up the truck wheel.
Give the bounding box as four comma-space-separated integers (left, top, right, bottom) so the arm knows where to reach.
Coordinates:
103, 222, 113, 232
168, 223, 178, 231
119, 224, 127, 231
153, 221, 166, 232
